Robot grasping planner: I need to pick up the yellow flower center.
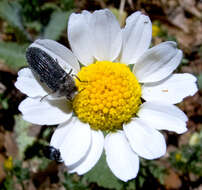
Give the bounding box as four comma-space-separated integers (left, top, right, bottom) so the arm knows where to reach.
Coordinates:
73, 61, 141, 132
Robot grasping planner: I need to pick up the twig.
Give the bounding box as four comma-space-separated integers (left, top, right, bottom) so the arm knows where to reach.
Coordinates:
119, 0, 126, 25
96, 0, 106, 9
127, 0, 134, 10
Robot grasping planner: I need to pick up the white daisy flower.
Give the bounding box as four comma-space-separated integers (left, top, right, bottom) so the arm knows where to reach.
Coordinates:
15, 9, 198, 182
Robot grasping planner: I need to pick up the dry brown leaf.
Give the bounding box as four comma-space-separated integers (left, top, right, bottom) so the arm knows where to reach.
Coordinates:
164, 169, 182, 189
179, 0, 202, 19
24, 180, 37, 190
28, 125, 42, 137
195, 185, 202, 190
162, 22, 202, 52
0, 82, 6, 94
181, 58, 202, 75
198, 1, 202, 11
0, 154, 6, 183
167, 6, 190, 33
4, 131, 18, 157
0, 133, 4, 151
189, 172, 200, 182
0, 61, 14, 73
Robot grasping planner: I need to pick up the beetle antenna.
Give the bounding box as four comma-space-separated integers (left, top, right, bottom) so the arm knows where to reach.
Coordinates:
68, 68, 73, 75
72, 74, 88, 83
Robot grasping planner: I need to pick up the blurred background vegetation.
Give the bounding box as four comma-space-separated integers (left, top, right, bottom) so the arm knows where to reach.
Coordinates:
0, 0, 202, 189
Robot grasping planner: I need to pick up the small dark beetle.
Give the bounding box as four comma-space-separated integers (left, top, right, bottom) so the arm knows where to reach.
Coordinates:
26, 47, 77, 100
43, 146, 63, 163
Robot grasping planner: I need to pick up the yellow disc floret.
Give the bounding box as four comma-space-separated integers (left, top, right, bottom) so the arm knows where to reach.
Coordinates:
73, 61, 141, 131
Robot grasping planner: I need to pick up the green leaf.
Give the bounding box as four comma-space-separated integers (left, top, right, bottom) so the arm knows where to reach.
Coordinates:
13, 160, 30, 181
14, 115, 35, 159
60, 0, 74, 10
0, 1, 30, 40
0, 1, 23, 30
197, 73, 202, 90
2, 175, 14, 190
128, 64, 134, 71
63, 173, 87, 190
0, 94, 9, 109
0, 41, 28, 70
84, 153, 123, 190
1, 98, 9, 109
126, 180, 136, 190
181, 58, 189, 65
25, 21, 42, 33
43, 10, 72, 40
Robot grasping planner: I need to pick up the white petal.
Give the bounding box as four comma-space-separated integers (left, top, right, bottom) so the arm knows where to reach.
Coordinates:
90, 9, 122, 61
142, 73, 198, 104
121, 12, 152, 64
123, 118, 166, 160
68, 129, 104, 175
15, 68, 49, 97
137, 102, 188, 134
105, 131, 139, 182
50, 119, 73, 149
59, 118, 91, 166
30, 39, 80, 74
68, 11, 94, 65
133, 41, 182, 83
19, 97, 72, 125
